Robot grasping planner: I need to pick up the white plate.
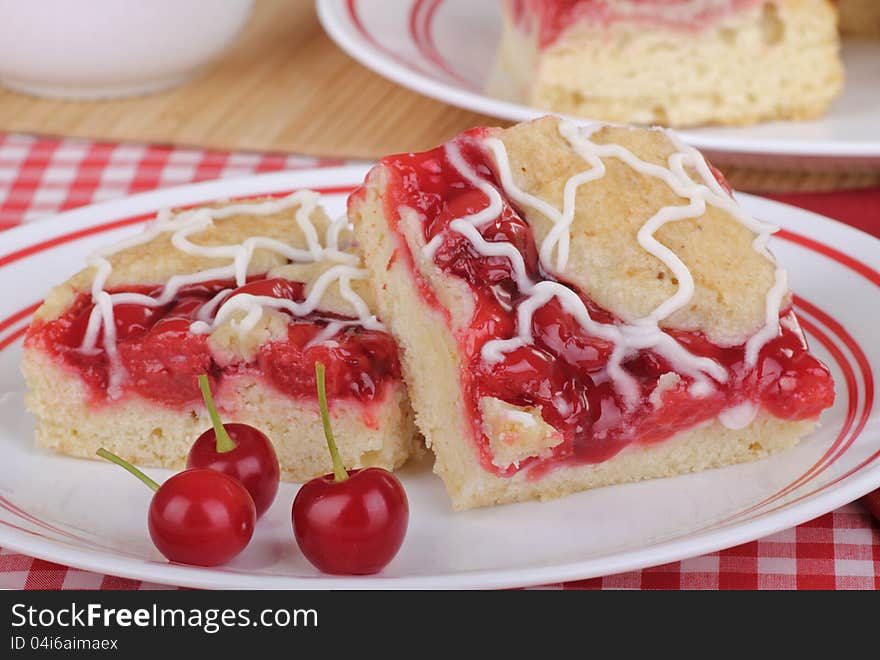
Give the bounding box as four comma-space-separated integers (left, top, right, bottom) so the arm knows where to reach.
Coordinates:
317, 0, 880, 166
0, 168, 878, 589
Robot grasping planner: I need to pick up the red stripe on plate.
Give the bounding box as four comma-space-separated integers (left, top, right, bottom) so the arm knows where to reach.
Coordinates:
0, 186, 357, 271
0, 496, 112, 551
778, 298, 877, 494
0, 516, 67, 541
0, 302, 41, 336
774, 312, 859, 485
777, 229, 880, 288
346, 0, 438, 79
797, 296, 874, 454
741, 428, 880, 523
723, 305, 860, 521
409, 0, 475, 88
715, 296, 875, 526
0, 213, 154, 270
0, 326, 28, 352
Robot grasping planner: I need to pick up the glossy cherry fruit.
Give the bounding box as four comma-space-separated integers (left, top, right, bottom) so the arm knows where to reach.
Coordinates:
292, 363, 408, 575
186, 374, 280, 517
97, 449, 255, 566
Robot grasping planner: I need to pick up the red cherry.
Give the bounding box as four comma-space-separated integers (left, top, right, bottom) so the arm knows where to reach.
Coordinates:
291, 362, 408, 575
188, 423, 279, 518
149, 469, 255, 566
293, 468, 408, 575
96, 449, 255, 566
187, 375, 280, 517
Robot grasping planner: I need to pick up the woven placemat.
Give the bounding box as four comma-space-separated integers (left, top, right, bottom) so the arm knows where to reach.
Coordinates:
722, 167, 880, 193
0, 0, 875, 194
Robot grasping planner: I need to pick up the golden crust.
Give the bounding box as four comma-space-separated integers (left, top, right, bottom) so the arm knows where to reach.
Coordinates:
444, 413, 815, 510
496, 116, 786, 345
36, 197, 350, 322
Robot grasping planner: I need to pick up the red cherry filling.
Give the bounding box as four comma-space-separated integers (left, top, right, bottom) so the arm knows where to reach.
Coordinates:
757, 338, 836, 421
227, 277, 304, 301
26, 276, 402, 408
118, 296, 215, 405
531, 298, 614, 372
374, 129, 835, 477
507, 0, 762, 49
472, 345, 591, 469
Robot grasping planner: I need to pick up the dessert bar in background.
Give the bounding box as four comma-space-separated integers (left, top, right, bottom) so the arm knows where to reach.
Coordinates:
493, 0, 844, 127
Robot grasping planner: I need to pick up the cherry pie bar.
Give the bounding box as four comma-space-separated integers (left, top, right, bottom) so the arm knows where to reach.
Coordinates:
349, 116, 835, 509
22, 192, 419, 480
493, 0, 843, 127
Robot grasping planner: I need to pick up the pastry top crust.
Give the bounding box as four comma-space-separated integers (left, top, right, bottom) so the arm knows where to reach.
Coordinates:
494, 116, 786, 346
36, 196, 375, 324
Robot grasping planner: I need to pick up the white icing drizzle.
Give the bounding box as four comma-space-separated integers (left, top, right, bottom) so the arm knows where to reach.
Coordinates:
323, 214, 362, 266
422, 142, 505, 260
744, 267, 788, 367
503, 409, 538, 428
201, 264, 381, 336
718, 401, 759, 430
306, 321, 346, 349
422, 119, 788, 408
484, 136, 605, 273
79, 190, 380, 398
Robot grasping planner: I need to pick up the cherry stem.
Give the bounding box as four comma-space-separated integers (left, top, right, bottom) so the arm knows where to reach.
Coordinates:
198, 374, 236, 453
315, 362, 347, 483
96, 448, 160, 492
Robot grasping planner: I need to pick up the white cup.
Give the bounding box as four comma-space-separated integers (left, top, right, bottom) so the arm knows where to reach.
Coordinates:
0, 0, 255, 99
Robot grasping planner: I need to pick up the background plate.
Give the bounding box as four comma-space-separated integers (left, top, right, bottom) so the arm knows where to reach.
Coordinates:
0, 168, 878, 589
318, 0, 880, 166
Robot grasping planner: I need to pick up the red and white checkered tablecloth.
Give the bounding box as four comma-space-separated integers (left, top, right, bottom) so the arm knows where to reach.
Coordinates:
0, 132, 878, 590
